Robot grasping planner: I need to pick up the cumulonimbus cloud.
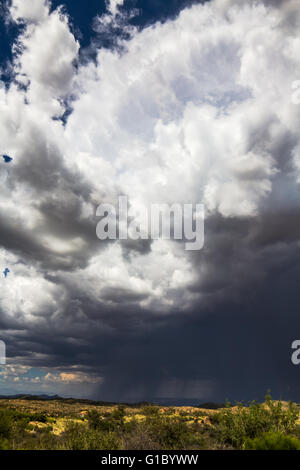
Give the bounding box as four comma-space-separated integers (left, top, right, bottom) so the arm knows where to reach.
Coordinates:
0, 0, 300, 396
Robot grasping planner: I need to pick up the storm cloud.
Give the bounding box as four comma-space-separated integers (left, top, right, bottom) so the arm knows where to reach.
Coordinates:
0, 0, 300, 401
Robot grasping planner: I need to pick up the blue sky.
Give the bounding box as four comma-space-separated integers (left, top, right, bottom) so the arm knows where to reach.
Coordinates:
1, 0, 300, 403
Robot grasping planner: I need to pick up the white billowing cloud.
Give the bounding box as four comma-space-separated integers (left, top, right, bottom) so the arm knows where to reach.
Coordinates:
0, 365, 31, 381
65, 1, 294, 221
10, 0, 49, 24
0, 249, 64, 323
107, 0, 124, 17
58, 240, 198, 312
0, 0, 300, 332
12, 0, 79, 115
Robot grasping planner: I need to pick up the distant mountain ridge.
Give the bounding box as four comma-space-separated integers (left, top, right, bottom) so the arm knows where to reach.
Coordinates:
0, 393, 224, 408
0, 393, 60, 400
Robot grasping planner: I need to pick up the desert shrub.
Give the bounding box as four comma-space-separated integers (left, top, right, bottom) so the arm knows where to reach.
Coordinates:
145, 415, 201, 450
120, 414, 209, 450
88, 410, 118, 432
0, 438, 10, 450
88, 405, 127, 433
30, 412, 48, 423
192, 409, 207, 418
16, 428, 59, 450
164, 407, 176, 416
0, 408, 31, 441
141, 405, 159, 417
244, 432, 300, 450
215, 394, 299, 449
111, 404, 126, 425
0, 410, 13, 439
122, 421, 162, 450
62, 422, 121, 450
0, 407, 49, 449
88, 410, 102, 430
264, 394, 298, 433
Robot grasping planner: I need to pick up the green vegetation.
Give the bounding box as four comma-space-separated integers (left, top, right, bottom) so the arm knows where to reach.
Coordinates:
244, 432, 300, 450
0, 394, 299, 450
214, 393, 299, 448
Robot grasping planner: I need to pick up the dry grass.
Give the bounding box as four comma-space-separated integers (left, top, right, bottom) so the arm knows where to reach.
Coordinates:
0, 398, 217, 419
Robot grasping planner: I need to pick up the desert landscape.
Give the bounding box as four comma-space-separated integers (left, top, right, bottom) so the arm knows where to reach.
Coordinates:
0, 394, 300, 450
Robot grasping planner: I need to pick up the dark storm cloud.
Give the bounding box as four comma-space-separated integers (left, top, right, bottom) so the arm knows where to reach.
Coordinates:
0, 193, 102, 271
2, 221, 300, 402
5, 260, 300, 403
